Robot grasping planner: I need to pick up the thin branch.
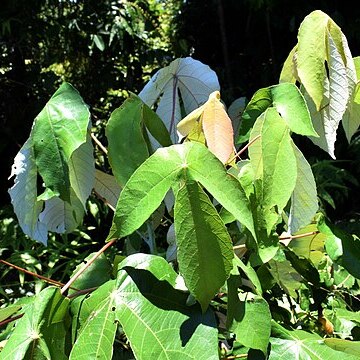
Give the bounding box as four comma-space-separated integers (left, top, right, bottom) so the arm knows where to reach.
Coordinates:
60, 239, 117, 295
233, 231, 319, 251
0, 259, 66, 288
279, 231, 319, 241
66, 286, 98, 299
227, 135, 261, 164
93, 189, 115, 212
90, 131, 108, 155
0, 314, 24, 328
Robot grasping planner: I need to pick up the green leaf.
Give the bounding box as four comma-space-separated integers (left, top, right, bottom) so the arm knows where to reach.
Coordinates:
324, 339, 360, 357
343, 83, 360, 142
68, 253, 113, 295
139, 57, 220, 142
270, 321, 359, 360
93, 34, 105, 51
0, 305, 22, 322
285, 10, 358, 157
111, 254, 219, 360
174, 181, 234, 311
108, 145, 183, 240
288, 222, 326, 268
69, 281, 117, 360
233, 255, 262, 295
288, 142, 318, 234
322, 220, 360, 279
248, 108, 297, 262
109, 142, 255, 241
106, 93, 151, 187
226, 288, 271, 354
32, 82, 90, 201
1, 287, 68, 360
238, 83, 317, 143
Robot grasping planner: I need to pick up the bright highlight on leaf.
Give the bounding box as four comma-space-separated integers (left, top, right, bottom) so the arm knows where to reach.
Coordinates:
280, 10, 358, 157
178, 91, 234, 164
139, 57, 220, 143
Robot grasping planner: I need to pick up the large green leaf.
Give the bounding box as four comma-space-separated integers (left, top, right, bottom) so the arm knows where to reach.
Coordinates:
226, 286, 271, 354
139, 57, 220, 142
106, 93, 150, 187
324, 339, 360, 357
238, 83, 317, 143
32, 82, 90, 201
270, 321, 358, 360
69, 281, 117, 360
174, 181, 234, 311
0, 287, 68, 360
247, 108, 297, 262
109, 142, 255, 241
72, 254, 219, 360
115, 254, 219, 360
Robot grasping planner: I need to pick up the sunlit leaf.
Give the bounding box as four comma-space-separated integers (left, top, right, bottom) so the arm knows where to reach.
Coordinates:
178, 91, 234, 163
109, 142, 255, 241
32, 82, 90, 201
226, 288, 271, 354
0, 287, 68, 360
239, 83, 316, 143
73, 254, 219, 360
139, 57, 220, 142
270, 321, 358, 360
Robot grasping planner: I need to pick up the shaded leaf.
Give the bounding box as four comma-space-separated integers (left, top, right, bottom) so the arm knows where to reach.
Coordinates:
288, 142, 318, 234
94, 169, 121, 209
106, 93, 151, 187
174, 181, 234, 311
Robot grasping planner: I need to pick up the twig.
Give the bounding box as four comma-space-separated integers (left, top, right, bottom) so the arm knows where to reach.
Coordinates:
67, 286, 98, 299
0, 314, 24, 328
0, 259, 66, 288
60, 239, 117, 295
233, 231, 319, 251
90, 132, 108, 155
227, 135, 261, 164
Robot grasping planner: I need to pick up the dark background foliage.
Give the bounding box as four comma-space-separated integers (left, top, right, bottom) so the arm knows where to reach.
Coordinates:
1, 0, 359, 225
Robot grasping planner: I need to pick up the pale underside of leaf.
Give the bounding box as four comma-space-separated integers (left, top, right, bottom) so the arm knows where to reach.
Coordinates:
8, 139, 47, 243
288, 142, 318, 234
139, 57, 220, 143
94, 169, 121, 209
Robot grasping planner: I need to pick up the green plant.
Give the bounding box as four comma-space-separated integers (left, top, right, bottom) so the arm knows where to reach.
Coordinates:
1, 10, 360, 360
